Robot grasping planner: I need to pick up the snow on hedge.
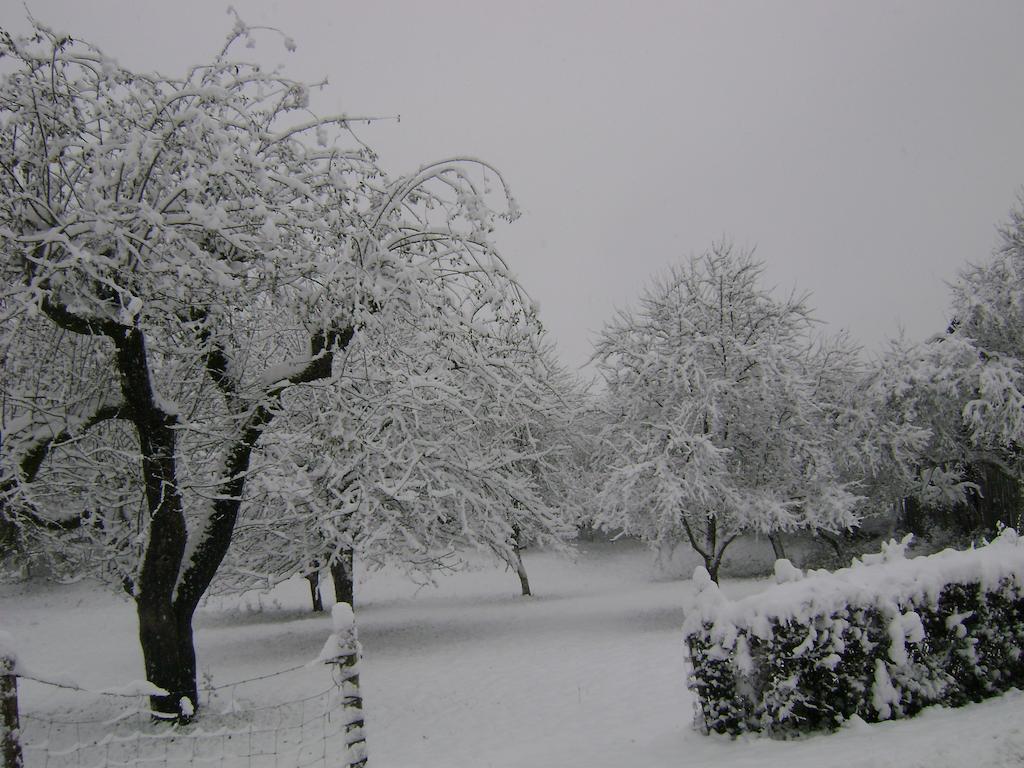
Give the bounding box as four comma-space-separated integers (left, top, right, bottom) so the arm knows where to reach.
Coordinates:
683, 528, 1024, 736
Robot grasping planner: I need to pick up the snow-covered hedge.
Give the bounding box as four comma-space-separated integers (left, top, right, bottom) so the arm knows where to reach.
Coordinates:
683, 529, 1024, 736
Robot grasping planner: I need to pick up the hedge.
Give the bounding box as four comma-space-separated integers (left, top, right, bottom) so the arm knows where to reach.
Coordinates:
682, 529, 1024, 736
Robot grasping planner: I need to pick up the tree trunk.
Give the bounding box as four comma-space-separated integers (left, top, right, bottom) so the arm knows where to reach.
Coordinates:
36, 318, 354, 725
1, 654, 24, 768
704, 555, 721, 585
818, 531, 844, 558
514, 549, 532, 597
136, 597, 198, 723
512, 527, 531, 596
768, 532, 787, 561
706, 532, 740, 585
682, 516, 724, 584
901, 495, 922, 535
330, 548, 355, 607
117, 327, 194, 722
0, 518, 17, 558
138, 327, 352, 720
306, 571, 324, 612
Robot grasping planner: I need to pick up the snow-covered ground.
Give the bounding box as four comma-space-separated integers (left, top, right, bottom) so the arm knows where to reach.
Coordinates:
4, 539, 1024, 767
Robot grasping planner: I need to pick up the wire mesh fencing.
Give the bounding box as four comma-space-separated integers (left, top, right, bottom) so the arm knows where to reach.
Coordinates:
3, 603, 366, 768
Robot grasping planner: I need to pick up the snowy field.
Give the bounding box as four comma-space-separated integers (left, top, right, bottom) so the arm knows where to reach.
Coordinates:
4, 539, 1024, 768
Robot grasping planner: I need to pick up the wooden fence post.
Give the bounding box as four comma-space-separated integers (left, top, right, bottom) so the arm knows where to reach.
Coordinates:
319, 603, 367, 768
1, 652, 23, 768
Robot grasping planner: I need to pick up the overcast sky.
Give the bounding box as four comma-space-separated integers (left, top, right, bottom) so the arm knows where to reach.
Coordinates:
6, 1, 1024, 369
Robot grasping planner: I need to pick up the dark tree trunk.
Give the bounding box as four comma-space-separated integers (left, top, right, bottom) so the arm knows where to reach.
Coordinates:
901, 495, 923, 536
135, 599, 199, 722
133, 327, 352, 720
682, 515, 724, 584
818, 531, 844, 558
512, 526, 531, 596
971, 461, 1022, 533
514, 550, 532, 596
704, 555, 721, 585
115, 327, 195, 722
681, 514, 737, 586
32, 305, 354, 724
706, 534, 740, 584
330, 548, 355, 607
0, 518, 17, 557
1, 653, 24, 768
306, 571, 324, 612
768, 532, 787, 561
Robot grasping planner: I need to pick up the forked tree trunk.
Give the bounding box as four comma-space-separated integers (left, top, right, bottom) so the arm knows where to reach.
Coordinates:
119, 327, 197, 722
703, 555, 722, 585
37, 304, 353, 724
768, 532, 787, 561
330, 548, 355, 607
681, 514, 735, 585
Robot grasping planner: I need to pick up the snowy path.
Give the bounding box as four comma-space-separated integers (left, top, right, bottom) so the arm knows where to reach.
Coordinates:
4, 541, 1024, 767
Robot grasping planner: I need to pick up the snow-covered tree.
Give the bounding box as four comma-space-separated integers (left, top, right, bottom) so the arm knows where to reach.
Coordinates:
214, 329, 583, 604
592, 245, 865, 581
0, 20, 536, 719
870, 194, 1024, 532
870, 335, 998, 509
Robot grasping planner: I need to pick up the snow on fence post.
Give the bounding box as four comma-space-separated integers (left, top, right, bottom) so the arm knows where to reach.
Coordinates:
317, 603, 367, 768
0, 632, 23, 768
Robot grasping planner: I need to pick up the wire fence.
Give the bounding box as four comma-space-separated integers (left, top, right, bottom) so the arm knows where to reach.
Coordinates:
2, 604, 366, 768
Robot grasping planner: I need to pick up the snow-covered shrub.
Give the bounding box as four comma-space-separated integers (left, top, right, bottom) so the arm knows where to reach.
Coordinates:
683, 529, 1024, 736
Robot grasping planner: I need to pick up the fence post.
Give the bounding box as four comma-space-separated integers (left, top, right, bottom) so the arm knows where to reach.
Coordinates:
1, 652, 23, 768
320, 603, 367, 768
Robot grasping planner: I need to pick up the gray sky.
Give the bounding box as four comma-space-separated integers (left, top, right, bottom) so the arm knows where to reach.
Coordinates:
7, 1, 1024, 369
